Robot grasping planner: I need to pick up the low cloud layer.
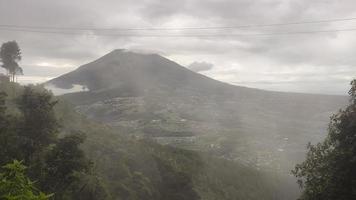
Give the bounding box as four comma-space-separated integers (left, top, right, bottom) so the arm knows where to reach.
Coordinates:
0, 0, 356, 94
187, 62, 214, 72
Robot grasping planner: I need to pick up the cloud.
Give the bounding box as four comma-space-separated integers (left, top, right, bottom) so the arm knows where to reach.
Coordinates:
1, 0, 356, 94
187, 61, 214, 72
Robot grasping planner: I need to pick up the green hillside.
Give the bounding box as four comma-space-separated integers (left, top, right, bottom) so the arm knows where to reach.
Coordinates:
1, 81, 297, 199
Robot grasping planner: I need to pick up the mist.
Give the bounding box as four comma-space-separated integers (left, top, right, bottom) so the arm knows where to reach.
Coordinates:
1, 0, 356, 199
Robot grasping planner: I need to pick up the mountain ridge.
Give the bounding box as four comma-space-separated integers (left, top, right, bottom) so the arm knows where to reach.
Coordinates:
48, 49, 346, 98
45, 49, 347, 176
48, 49, 237, 93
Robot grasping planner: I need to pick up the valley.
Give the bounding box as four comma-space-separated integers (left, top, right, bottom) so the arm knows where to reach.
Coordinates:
47, 50, 347, 174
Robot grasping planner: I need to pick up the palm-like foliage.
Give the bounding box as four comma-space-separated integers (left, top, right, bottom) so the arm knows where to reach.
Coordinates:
0, 160, 52, 200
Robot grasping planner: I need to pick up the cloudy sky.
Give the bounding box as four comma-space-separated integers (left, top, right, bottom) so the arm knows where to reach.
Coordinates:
0, 0, 355, 95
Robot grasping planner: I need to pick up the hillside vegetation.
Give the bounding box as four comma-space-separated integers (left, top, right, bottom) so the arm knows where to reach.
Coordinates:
0, 82, 297, 199
47, 50, 347, 174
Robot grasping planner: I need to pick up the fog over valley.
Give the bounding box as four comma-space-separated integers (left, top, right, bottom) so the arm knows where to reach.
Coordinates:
0, 0, 356, 199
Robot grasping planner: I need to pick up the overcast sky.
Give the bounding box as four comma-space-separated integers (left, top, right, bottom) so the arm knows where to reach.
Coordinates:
0, 0, 355, 95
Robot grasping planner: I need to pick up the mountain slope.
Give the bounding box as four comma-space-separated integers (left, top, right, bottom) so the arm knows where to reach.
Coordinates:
46, 50, 347, 173
48, 49, 230, 93
57, 95, 293, 200
1, 81, 293, 200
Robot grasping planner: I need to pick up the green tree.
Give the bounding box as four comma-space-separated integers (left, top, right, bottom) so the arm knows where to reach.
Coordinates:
68, 172, 111, 200
0, 160, 52, 200
0, 92, 10, 164
0, 41, 22, 82
0, 91, 21, 166
0, 92, 7, 135
42, 132, 91, 197
17, 86, 59, 163
0, 86, 108, 199
292, 80, 356, 200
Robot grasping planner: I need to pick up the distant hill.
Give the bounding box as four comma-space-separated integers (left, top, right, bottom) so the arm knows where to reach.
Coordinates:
46, 49, 347, 175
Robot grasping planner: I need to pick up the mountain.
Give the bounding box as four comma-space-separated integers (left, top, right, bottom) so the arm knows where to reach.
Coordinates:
46, 49, 347, 174
48, 49, 232, 93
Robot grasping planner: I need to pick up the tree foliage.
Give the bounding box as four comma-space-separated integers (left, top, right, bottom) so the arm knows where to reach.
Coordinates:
0, 82, 285, 200
292, 80, 356, 200
0, 41, 22, 82
17, 87, 59, 163
0, 86, 107, 199
0, 160, 52, 200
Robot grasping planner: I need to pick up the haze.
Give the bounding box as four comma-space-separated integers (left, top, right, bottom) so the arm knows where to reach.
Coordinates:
1, 0, 356, 94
